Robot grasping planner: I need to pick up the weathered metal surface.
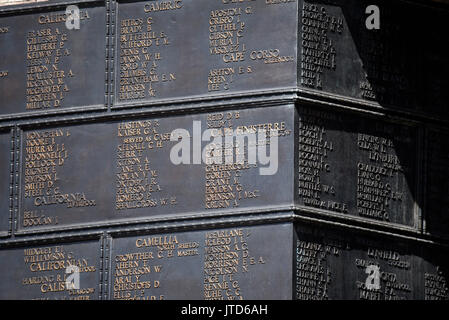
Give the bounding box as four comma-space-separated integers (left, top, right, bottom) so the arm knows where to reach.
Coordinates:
295, 222, 449, 300
1, 0, 447, 119
0, 0, 447, 302
425, 129, 449, 239
0, 238, 101, 299
297, 105, 419, 228
298, 0, 449, 118
113, 0, 297, 107
18, 104, 295, 232
0, 130, 11, 235
0, 2, 106, 118
109, 223, 293, 300
19, 121, 116, 230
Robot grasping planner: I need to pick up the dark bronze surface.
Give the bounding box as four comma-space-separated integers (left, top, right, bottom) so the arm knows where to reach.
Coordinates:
298, 0, 449, 118
295, 222, 449, 300
0, 2, 106, 118
426, 129, 449, 239
114, 0, 297, 107
19, 104, 294, 232
0, 0, 446, 118
297, 105, 418, 227
0, 238, 101, 299
110, 223, 293, 300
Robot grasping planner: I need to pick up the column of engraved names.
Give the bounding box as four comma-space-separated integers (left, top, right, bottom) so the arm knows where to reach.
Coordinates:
25, 12, 89, 110
21, 245, 97, 299
118, 4, 178, 101
113, 235, 199, 300
356, 127, 404, 222
298, 110, 346, 213
23, 129, 95, 228
24, 130, 67, 216
205, 111, 291, 210
203, 229, 266, 300
116, 120, 177, 211
300, 2, 342, 89
205, 111, 258, 210
295, 239, 337, 300
208, 3, 251, 92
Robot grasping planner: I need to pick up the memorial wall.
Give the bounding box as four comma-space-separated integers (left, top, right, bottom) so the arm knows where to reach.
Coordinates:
0, 0, 448, 300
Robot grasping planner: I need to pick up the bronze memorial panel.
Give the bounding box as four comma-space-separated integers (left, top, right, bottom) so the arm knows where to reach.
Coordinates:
426, 130, 449, 239
114, 0, 297, 107
110, 223, 293, 300
297, 105, 418, 227
295, 223, 449, 300
0, 238, 101, 299
0, 1, 106, 118
19, 104, 294, 232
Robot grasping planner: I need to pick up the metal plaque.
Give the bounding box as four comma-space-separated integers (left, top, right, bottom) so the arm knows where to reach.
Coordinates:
18, 104, 295, 232
297, 105, 418, 227
295, 222, 449, 300
0, 130, 11, 235
113, 0, 297, 107
109, 223, 293, 300
0, 238, 101, 299
0, 2, 106, 118
19, 122, 116, 230
298, 0, 449, 117
426, 130, 449, 239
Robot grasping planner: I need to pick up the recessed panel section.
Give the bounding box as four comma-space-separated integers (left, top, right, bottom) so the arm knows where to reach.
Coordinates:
295, 223, 449, 300
114, 0, 297, 107
19, 105, 295, 232
0, 3, 106, 117
426, 130, 449, 239
20, 122, 116, 230
110, 223, 292, 300
297, 106, 418, 227
0, 239, 101, 300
